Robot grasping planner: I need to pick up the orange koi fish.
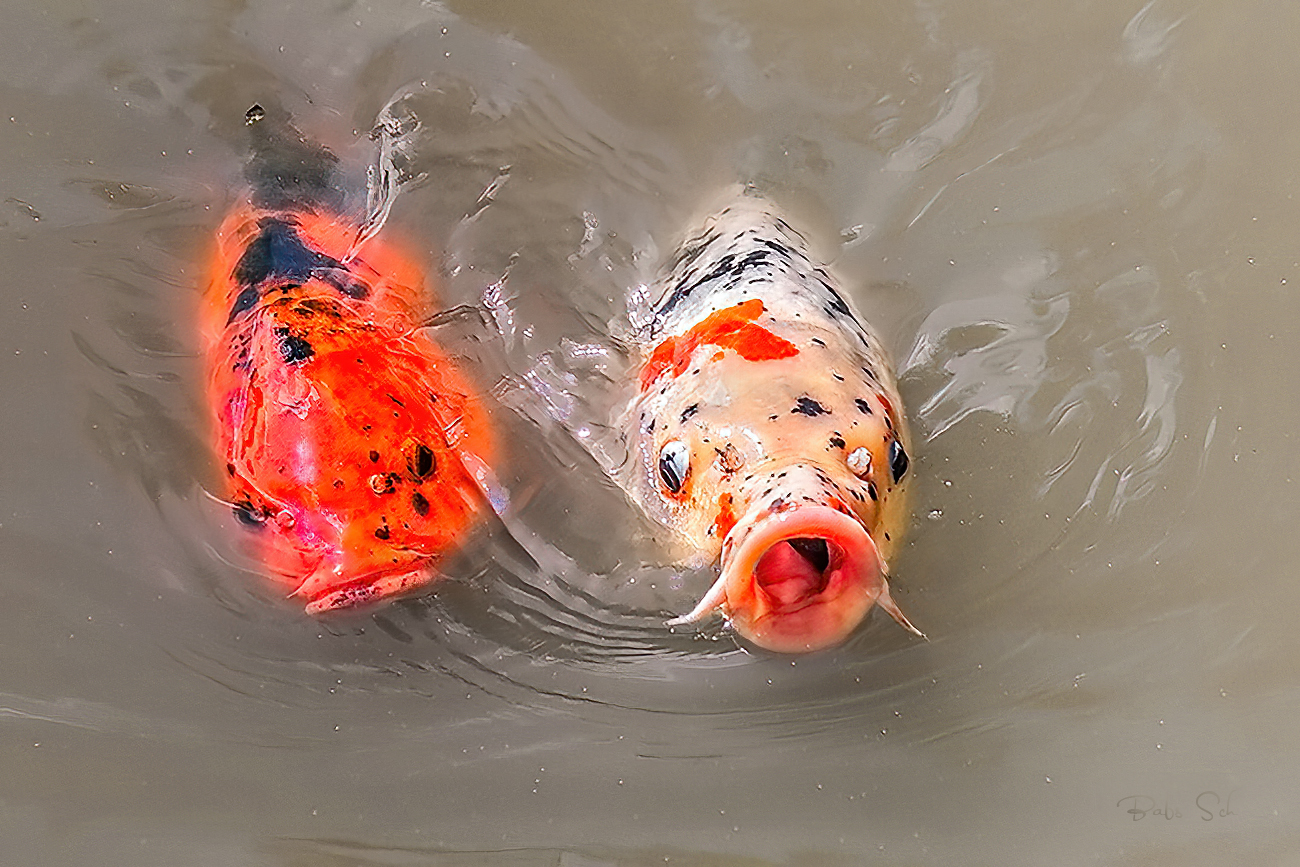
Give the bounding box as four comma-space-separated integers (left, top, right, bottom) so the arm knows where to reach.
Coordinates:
202, 108, 497, 614
618, 191, 924, 652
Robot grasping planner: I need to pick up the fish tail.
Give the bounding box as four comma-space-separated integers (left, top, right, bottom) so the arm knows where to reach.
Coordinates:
242, 103, 345, 214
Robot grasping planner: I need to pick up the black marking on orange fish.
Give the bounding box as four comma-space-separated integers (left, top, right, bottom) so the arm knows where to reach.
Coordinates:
275, 328, 314, 364
232, 219, 370, 304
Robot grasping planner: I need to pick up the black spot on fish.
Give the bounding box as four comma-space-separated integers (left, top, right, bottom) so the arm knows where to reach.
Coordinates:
889, 439, 909, 483
374, 525, 391, 540
759, 238, 794, 259
698, 253, 737, 286
233, 218, 369, 299
680, 403, 701, 423
855, 398, 873, 415
334, 276, 370, 299
792, 397, 830, 416
818, 277, 853, 318
275, 328, 314, 364
829, 435, 846, 450
411, 491, 430, 516
234, 220, 324, 286
657, 232, 723, 315
368, 450, 380, 463
810, 337, 826, 347
867, 482, 878, 501
731, 249, 771, 277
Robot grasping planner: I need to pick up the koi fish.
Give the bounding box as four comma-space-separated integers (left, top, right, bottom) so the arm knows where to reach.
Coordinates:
202, 107, 497, 614
618, 190, 924, 652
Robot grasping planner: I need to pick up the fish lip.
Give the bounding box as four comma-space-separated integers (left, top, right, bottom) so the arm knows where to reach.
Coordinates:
719, 504, 883, 653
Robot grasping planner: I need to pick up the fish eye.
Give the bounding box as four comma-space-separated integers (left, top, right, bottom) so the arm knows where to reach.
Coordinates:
889, 439, 909, 483
847, 446, 872, 479
658, 440, 690, 494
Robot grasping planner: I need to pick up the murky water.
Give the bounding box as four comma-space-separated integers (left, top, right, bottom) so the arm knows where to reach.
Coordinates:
3, 1, 1300, 864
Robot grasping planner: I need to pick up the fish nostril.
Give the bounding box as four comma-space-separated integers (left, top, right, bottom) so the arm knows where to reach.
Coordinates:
714, 442, 745, 474
847, 446, 872, 478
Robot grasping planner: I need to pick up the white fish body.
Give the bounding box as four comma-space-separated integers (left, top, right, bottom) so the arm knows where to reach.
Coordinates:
617, 190, 923, 652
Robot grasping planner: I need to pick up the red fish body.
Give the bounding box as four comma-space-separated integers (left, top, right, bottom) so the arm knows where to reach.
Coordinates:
618, 191, 923, 652
202, 117, 494, 613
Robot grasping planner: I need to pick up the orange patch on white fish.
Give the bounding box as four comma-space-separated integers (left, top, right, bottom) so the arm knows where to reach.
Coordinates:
638, 299, 799, 389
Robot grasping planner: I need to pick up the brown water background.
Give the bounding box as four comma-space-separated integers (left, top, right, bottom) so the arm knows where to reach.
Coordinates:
2, 1, 1299, 865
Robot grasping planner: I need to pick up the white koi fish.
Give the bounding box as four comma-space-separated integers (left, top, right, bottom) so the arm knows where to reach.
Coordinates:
617, 190, 924, 652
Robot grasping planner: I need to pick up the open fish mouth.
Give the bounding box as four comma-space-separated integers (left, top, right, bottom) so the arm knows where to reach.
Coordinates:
669, 504, 923, 653
755, 537, 835, 604
726, 504, 885, 652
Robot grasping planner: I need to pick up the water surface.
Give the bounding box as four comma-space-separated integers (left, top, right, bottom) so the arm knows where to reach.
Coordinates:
2, 1, 1298, 865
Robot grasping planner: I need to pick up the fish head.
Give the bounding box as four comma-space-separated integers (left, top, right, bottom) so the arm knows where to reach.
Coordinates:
625, 348, 920, 651
713, 463, 915, 652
